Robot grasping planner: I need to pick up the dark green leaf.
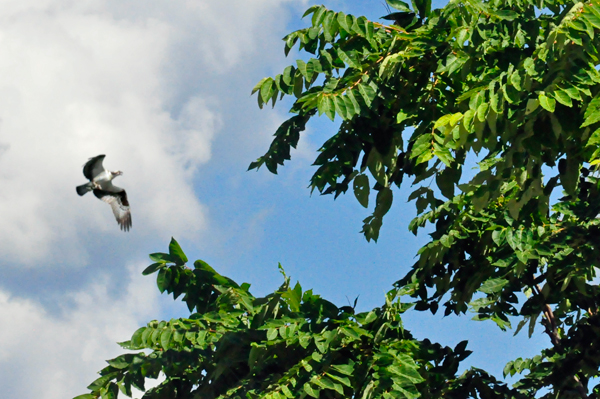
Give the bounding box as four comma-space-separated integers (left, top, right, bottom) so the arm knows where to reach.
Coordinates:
374, 187, 393, 217
142, 263, 165, 276
168, 237, 188, 265
149, 252, 178, 264
353, 174, 370, 208
156, 268, 171, 293
491, 10, 518, 20
411, 0, 431, 19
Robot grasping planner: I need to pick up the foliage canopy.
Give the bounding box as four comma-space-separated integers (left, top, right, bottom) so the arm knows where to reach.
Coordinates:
78, 0, 600, 398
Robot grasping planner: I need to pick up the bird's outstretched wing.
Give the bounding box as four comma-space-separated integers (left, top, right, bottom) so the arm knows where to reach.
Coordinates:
83, 155, 106, 181
93, 186, 132, 232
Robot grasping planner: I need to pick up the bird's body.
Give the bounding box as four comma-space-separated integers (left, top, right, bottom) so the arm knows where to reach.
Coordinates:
77, 155, 132, 231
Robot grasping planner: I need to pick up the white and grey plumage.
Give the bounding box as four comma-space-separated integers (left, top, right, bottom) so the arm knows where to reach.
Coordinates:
76, 154, 132, 232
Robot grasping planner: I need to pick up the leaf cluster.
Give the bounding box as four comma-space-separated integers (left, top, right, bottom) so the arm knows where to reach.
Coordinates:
247, 0, 600, 396
76, 239, 496, 399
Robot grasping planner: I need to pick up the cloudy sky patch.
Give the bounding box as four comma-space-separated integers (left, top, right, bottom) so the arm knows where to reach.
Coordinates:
0, 0, 306, 396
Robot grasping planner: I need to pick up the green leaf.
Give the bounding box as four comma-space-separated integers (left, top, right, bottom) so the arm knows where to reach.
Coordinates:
374, 187, 393, 217
281, 385, 294, 398
358, 83, 376, 107
387, 360, 424, 383
168, 237, 188, 265
260, 78, 275, 104
433, 143, 453, 167
293, 74, 303, 98
562, 86, 582, 101
346, 89, 362, 113
252, 77, 268, 96
337, 49, 359, 69
559, 156, 580, 195
410, 133, 432, 161
553, 90, 572, 107
310, 6, 327, 26
538, 92, 556, 112
525, 98, 539, 115
513, 318, 528, 337
313, 375, 337, 391
267, 328, 278, 341
491, 10, 518, 20
142, 263, 165, 275
149, 252, 178, 264
337, 11, 350, 32
386, 0, 411, 12
582, 95, 600, 127
342, 94, 356, 118
353, 174, 370, 208
130, 327, 145, 348
161, 327, 173, 350
479, 278, 509, 294
318, 94, 335, 121
107, 354, 133, 369
476, 102, 489, 122
87, 375, 113, 391
411, 0, 431, 19
73, 394, 95, 399
528, 312, 539, 338
367, 148, 387, 186
301, 5, 321, 18
324, 96, 335, 121
584, 9, 600, 29
510, 71, 522, 91
442, 51, 468, 75
515, 29, 526, 47
361, 215, 383, 242
397, 111, 409, 124
434, 113, 458, 129
365, 21, 375, 47
304, 383, 320, 398
503, 85, 520, 104
156, 268, 171, 293
330, 363, 355, 376
334, 95, 348, 119
282, 66, 294, 86
436, 167, 456, 199
354, 16, 368, 36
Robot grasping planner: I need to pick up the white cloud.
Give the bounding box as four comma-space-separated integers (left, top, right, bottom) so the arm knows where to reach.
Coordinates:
0, 263, 161, 399
0, 0, 306, 266
0, 0, 310, 397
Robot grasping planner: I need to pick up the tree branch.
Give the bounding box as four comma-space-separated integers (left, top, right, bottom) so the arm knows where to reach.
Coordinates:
533, 284, 589, 399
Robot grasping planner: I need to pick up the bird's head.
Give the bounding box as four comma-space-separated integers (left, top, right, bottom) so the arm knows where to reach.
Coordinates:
112, 170, 123, 178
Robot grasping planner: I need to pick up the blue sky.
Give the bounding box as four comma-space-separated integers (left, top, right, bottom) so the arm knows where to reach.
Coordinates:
0, 1, 548, 397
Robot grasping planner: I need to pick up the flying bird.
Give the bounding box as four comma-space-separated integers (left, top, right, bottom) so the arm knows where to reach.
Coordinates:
76, 154, 132, 231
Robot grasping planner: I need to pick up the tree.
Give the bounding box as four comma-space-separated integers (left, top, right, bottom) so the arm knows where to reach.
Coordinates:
77, 0, 600, 398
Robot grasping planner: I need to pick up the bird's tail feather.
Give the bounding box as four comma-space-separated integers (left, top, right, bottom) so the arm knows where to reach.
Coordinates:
76, 183, 93, 196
